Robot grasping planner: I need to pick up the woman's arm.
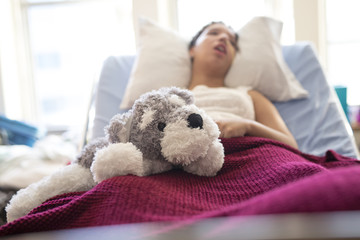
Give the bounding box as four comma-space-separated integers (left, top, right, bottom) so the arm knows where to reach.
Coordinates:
216, 90, 298, 149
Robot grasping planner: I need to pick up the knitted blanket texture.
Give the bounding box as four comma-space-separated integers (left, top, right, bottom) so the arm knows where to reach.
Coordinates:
0, 137, 359, 236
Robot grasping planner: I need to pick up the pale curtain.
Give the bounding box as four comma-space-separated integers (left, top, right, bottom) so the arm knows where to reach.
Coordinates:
0, 0, 38, 122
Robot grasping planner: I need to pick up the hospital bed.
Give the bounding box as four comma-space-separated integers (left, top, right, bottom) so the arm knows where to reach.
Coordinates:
1, 40, 360, 239
91, 42, 359, 159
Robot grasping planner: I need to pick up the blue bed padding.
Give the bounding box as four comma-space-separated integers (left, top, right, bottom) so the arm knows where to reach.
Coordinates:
278, 43, 358, 158
91, 42, 359, 159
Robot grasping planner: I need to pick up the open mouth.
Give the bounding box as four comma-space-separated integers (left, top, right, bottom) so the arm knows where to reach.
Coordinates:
215, 44, 227, 55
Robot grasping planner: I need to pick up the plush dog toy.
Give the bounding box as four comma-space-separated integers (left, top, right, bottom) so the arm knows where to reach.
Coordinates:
6, 87, 224, 222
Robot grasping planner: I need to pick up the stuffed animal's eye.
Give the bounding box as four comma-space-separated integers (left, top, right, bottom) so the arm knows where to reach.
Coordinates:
157, 122, 166, 132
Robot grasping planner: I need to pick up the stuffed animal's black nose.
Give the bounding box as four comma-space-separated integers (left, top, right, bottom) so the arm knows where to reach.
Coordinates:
187, 113, 203, 129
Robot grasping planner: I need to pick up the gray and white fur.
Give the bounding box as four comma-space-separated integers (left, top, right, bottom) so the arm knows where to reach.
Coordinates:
6, 87, 224, 222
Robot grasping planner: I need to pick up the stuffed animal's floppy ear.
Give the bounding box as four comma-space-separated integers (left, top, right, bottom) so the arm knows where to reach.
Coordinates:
165, 87, 194, 105
105, 111, 133, 143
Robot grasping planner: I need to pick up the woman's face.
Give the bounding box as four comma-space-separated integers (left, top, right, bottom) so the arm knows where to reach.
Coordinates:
190, 23, 238, 71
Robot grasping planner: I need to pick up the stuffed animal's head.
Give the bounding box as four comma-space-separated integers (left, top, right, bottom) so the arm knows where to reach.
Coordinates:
106, 87, 221, 166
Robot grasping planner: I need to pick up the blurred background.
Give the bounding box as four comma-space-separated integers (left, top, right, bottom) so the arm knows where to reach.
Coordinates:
0, 0, 359, 142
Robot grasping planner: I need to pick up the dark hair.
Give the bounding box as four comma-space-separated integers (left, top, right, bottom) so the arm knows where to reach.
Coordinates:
188, 21, 239, 51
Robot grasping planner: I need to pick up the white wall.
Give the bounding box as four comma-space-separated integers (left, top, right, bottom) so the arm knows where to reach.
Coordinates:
293, 0, 327, 66
132, 0, 177, 46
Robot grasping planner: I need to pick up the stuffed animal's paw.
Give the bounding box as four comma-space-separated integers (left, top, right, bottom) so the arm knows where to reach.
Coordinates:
91, 142, 144, 183
183, 140, 224, 177
6, 164, 95, 223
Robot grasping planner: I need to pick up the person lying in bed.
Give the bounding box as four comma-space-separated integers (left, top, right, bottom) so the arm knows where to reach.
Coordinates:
187, 22, 298, 149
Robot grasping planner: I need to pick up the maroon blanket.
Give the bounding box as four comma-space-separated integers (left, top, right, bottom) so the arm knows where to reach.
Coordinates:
1, 137, 359, 236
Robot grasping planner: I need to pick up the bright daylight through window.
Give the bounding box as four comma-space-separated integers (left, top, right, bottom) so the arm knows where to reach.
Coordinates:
326, 0, 360, 106
177, 0, 295, 44
26, 0, 135, 132
13, 0, 360, 133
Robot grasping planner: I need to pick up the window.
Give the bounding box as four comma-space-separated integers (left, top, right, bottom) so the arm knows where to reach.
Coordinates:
177, 0, 295, 44
326, 0, 360, 105
25, 0, 135, 132
2, 0, 294, 134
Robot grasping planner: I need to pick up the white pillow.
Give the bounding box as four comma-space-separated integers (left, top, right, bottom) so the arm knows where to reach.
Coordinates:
225, 17, 308, 101
120, 18, 191, 109
120, 17, 308, 109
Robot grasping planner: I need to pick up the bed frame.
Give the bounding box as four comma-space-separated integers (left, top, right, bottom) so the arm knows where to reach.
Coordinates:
3, 211, 360, 239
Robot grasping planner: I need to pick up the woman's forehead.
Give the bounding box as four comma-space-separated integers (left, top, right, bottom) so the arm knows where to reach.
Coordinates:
205, 23, 236, 37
